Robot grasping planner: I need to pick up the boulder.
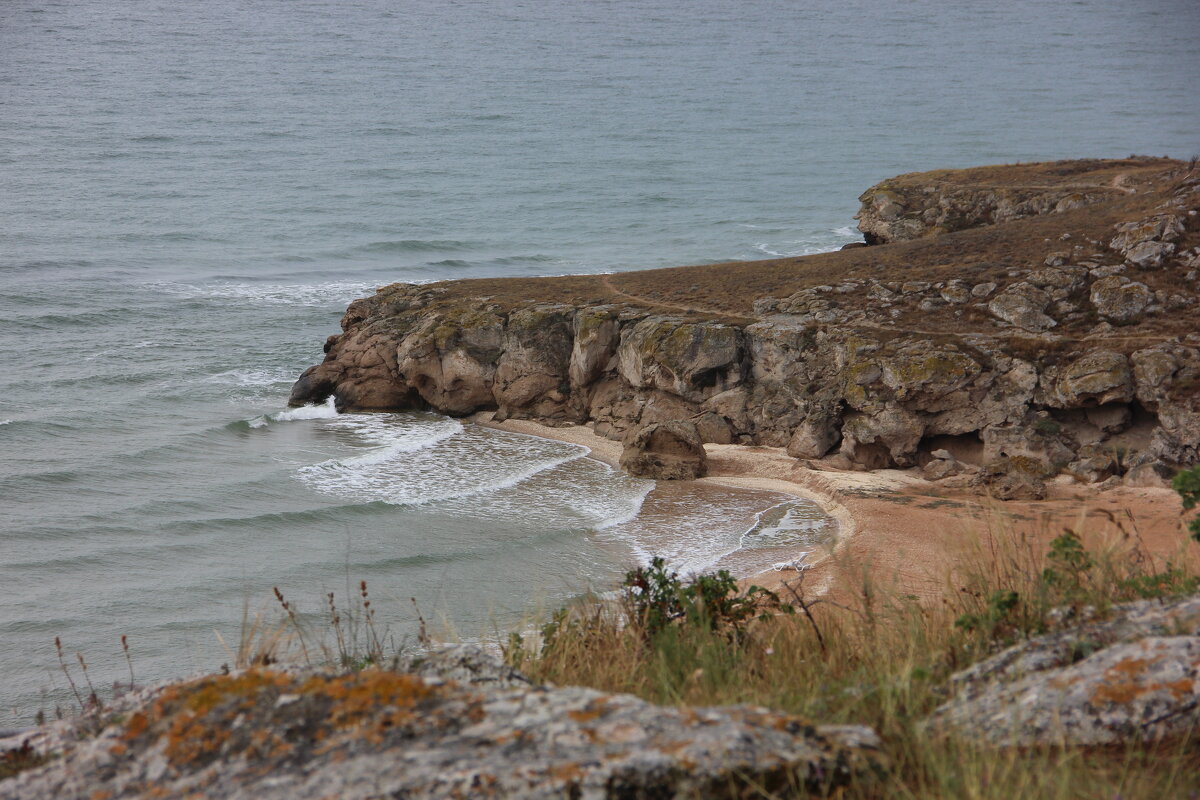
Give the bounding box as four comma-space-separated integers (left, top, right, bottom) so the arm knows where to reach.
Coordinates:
924, 456, 966, 481
972, 456, 1050, 500
619, 421, 708, 480
0, 648, 886, 800
1123, 461, 1172, 489
1052, 350, 1133, 407
786, 416, 841, 460
693, 411, 735, 444
396, 307, 506, 415
840, 407, 925, 468
1109, 213, 1186, 268
939, 282, 971, 304
1066, 456, 1114, 484
1089, 276, 1151, 325
926, 594, 1200, 746
987, 283, 1057, 331
568, 306, 620, 388
617, 317, 745, 404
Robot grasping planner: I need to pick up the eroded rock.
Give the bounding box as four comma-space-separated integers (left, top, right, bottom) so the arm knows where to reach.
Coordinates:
1089, 276, 1151, 325
0, 649, 886, 800
988, 283, 1057, 331
927, 595, 1200, 746
972, 456, 1050, 500
619, 420, 708, 480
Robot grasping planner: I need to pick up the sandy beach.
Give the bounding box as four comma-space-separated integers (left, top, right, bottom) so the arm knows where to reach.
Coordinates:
474, 413, 1193, 604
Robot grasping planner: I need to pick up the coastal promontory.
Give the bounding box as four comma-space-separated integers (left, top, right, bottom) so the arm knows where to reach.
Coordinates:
291, 157, 1200, 489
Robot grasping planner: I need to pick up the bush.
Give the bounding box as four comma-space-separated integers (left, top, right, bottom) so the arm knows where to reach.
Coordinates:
621, 556, 788, 639
1172, 465, 1200, 542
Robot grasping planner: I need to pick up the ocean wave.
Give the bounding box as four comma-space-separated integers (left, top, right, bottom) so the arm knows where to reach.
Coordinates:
352, 239, 476, 254
157, 500, 405, 534
272, 397, 339, 421
151, 280, 375, 308
296, 423, 590, 507
433, 453, 653, 531
301, 447, 583, 507
207, 367, 298, 389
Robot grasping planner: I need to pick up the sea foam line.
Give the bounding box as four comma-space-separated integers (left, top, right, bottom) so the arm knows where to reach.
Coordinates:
299, 449, 587, 507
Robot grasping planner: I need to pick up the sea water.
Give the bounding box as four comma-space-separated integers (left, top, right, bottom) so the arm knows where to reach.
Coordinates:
2, 0, 1197, 726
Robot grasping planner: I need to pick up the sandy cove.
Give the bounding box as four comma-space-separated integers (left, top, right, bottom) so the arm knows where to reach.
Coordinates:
474, 413, 1193, 604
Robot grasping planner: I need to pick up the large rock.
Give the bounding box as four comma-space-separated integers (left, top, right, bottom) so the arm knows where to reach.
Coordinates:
619, 420, 708, 480
492, 305, 575, 420
1089, 276, 1151, 325
1050, 350, 1133, 407
396, 307, 506, 415
972, 456, 1050, 500
1109, 213, 1186, 268
987, 283, 1057, 332
787, 415, 841, 459
617, 317, 745, 404
0, 648, 886, 799
927, 595, 1200, 746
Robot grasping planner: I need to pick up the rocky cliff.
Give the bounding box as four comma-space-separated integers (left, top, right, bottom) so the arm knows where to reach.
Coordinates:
291, 157, 1200, 489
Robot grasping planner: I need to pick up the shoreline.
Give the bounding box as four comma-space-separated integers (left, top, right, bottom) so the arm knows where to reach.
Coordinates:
472, 413, 1192, 602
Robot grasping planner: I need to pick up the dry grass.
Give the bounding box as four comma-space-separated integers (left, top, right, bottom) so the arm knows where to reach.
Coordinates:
505, 507, 1200, 799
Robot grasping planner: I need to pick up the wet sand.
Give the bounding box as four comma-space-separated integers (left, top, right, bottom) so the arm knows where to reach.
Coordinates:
474, 414, 1194, 604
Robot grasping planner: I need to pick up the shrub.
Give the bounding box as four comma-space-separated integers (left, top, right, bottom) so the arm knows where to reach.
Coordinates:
1172, 465, 1200, 542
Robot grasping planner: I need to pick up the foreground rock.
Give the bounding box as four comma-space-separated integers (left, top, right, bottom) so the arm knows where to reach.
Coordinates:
289, 158, 1200, 489
926, 595, 1200, 746
0, 646, 885, 800
619, 421, 708, 480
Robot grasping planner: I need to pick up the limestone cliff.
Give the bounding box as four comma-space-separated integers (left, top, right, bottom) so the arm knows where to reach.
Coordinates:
292, 157, 1200, 488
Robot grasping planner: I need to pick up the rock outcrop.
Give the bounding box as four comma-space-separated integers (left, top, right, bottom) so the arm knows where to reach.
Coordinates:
289, 158, 1200, 491
0, 647, 885, 799
853, 159, 1134, 245
619, 420, 708, 480
926, 595, 1200, 746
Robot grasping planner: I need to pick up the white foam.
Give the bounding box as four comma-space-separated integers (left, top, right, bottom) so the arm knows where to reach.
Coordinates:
295, 423, 602, 507
208, 367, 297, 388
272, 396, 339, 421
0, 419, 12, 426
151, 281, 376, 308
833, 225, 858, 237
433, 453, 653, 531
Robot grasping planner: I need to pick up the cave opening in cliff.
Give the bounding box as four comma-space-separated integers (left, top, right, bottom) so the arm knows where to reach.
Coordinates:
917, 431, 985, 466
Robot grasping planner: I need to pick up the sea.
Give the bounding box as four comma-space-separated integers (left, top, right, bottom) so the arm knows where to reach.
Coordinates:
2, 0, 1197, 726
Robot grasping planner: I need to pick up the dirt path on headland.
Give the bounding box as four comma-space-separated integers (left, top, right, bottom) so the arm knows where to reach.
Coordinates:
474, 414, 1194, 605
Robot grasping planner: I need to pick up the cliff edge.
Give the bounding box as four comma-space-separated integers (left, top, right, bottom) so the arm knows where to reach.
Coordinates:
291, 157, 1200, 488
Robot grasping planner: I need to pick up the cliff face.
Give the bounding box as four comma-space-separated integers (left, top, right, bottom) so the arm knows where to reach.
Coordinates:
292, 158, 1200, 487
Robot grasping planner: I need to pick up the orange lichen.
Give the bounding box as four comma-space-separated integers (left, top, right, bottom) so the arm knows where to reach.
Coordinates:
300, 671, 434, 734
1090, 656, 1197, 705
566, 696, 610, 723
118, 667, 484, 772
120, 711, 149, 741
549, 761, 586, 783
